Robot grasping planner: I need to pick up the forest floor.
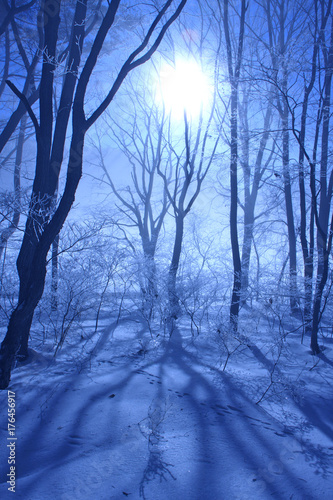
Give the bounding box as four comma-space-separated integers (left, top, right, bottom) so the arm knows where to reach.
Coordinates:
0, 304, 333, 500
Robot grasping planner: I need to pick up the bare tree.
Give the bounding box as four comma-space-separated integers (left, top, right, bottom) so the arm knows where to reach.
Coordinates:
0, 0, 37, 37
0, 3, 40, 260
262, 0, 312, 313
292, 0, 332, 332
0, 113, 27, 261
91, 84, 169, 317
238, 82, 276, 304
0, 1, 41, 154
218, 0, 247, 330
307, 10, 333, 354
0, 0, 188, 389
285, 0, 333, 353
157, 103, 220, 326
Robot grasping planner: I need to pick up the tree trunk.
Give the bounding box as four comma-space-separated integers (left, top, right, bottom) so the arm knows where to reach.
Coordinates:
229, 87, 242, 329
311, 21, 333, 353
0, 124, 86, 388
281, 87, 298, 313
311, 249, 327, 353
168, 213, 184, 320
241, 206, 254, 303
141, 238, 158, 320
0, 244, 48, 387
0, 0, 188, 388
298, 123, 314, 328
239, 98, 272, 305
298, 0, 333, 332
0, 112, 26, 261
51, 233, 60, 312
222, 0, 246, 330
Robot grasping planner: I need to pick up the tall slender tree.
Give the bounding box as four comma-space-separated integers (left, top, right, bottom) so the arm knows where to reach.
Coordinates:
220, 0, 247, 329
264, 0, 305, 313
94, 89, 169, 318
287, 1, 333, 352
238, 84, 275, 304
158, 104, 220, 327
311, 12, 333, 353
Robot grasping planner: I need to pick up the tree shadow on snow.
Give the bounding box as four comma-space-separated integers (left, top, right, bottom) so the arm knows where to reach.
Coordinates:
2, 315, 332, 500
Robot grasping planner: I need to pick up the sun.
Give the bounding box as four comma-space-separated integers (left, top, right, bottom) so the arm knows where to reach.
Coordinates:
158, 57, 212, 119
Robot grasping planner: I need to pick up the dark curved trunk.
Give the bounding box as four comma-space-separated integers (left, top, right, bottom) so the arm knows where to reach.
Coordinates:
0, 125, 86, 388
168, 213, 184, 320
0, 0, 188, 388
0, 245, 48, 387
0, 83, 39, 155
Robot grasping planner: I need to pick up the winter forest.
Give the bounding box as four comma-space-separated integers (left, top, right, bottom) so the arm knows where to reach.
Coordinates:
0, 0, 333, 498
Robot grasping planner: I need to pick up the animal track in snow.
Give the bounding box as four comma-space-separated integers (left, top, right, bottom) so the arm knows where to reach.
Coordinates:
67, 435, 84, 446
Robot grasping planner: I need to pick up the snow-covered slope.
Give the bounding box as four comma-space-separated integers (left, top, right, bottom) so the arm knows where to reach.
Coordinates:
1, 313, 332, 499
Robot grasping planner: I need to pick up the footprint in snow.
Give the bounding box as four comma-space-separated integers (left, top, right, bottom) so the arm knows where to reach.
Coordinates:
67, 435, 84, 446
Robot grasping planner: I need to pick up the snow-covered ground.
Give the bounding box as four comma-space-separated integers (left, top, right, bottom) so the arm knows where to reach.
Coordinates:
1, 308, 333, 499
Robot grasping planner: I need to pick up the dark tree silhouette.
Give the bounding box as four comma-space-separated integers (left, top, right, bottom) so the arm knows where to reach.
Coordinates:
220, 0, 247, 330
288, 1, 333, 353
264, 0, 305, 314
0, 0, 187, 389
294, 0, 332, 333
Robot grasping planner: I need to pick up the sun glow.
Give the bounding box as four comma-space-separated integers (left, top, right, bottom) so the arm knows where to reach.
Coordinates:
158, 58, 212, 119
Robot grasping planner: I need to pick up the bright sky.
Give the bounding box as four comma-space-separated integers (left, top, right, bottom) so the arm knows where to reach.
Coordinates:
158, 57, 212, 119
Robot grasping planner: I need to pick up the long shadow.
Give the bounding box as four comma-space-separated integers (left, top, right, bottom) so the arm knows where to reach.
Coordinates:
0, 314, 150, 497
244, 336, 333, 444
1, 315, 331, 499
318, 351, 333, 368
148, 324, 324, 499
116, 322, 325, 499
